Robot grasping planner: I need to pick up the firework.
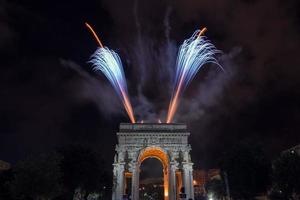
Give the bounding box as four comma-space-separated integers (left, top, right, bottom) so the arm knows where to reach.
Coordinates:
85, 22, 104, 48
86, 23, 136, 123
166, 28, 223, 123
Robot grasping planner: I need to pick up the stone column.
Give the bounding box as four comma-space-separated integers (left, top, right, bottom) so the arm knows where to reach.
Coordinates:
163, 167, 169, 200
182, 162, 194, 200
130, 162, 140, 200
169, 161, 177, 200
112, 162, 125, 200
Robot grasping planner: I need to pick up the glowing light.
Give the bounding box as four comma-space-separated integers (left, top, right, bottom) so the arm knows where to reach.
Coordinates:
164, 189, 168, 197
158, 119, 162, 123
166, 28, 223, 123
86, 22, 136, 123
193, 180, 197, 185
90, 48, 136, 123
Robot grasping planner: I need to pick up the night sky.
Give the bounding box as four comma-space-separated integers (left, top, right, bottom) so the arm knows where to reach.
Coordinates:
1, 0, 300, 169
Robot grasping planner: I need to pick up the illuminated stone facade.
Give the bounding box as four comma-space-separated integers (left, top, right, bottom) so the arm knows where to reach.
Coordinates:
112, 123, 194, 200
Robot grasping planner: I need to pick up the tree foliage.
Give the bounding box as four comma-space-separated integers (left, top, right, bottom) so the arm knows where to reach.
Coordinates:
11, 153, 62, 200
219, 139, 271, 199
271, 151, 300, 199
0, 169, 14, 200
0, 145, 111, 200
206, 178, 226, 200
58, 144, 110, 199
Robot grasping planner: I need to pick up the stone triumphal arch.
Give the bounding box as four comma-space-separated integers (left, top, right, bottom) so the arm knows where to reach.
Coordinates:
112, 123, 194, 200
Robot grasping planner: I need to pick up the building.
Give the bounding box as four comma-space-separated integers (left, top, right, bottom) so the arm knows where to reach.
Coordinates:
112, 123, 195, 200
0, 160, 10, 171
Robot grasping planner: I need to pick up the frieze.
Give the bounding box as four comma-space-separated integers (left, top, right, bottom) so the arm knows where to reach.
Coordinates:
119, 123, 187, 132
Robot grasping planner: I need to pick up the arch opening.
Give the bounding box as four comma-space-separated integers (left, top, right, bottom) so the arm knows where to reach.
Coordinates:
138, 147, 169, 200
138, 147, 169, 170
139, 158, 164, 200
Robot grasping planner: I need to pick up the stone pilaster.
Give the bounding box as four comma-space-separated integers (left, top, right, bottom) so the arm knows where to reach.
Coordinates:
130, 162, 140, 200
182, 162, 194, 200
112, 162, 125, 200
169, 161, 178, 200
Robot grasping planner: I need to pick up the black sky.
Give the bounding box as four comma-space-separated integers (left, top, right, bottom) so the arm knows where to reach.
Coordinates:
0, 0, 300, 169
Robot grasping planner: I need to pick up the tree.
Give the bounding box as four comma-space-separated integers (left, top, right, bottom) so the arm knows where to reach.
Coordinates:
206, 178, 226, 200
0, 169, 14, 200
58, 144, 110, 200
11, 153, 62, 200
271, 150, 300, 200
219, 139, 271, 200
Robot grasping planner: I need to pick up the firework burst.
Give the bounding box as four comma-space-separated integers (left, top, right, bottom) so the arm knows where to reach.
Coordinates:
166, 28, 223, 123
86, 23, 136, 123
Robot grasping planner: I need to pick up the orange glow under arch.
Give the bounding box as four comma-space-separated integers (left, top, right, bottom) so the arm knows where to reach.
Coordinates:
137, 146, 170, 200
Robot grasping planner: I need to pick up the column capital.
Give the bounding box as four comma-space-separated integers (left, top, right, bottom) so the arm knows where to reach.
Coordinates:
113, 162, 126, 170
128, 161, 138, 172
182, 162, 193, 170
170, 161, 179, 171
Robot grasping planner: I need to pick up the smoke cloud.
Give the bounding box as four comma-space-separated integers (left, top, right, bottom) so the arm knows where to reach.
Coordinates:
117, 1, 232, 122
60, 59, 125, 119
1, 0, 300, 167
176, 47, 241, 122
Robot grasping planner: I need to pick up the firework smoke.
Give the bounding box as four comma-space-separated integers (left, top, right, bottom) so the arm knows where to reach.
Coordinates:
129, 5, 176, 122
86, 23, 136, 123
166, 29, 223, 123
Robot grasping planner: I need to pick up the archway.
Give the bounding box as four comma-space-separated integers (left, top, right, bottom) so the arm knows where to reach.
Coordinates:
139, 158, 164, 200
137, 147, 170, 200
112, 123, 195, 200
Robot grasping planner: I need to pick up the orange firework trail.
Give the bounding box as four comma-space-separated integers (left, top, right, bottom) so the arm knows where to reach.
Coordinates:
167, 27, 208, 123
86, 22, 136, 123
166, 27, 222, 123
198, 27, 207, 37
166, 77, 183, 123
85, 22, 104, 48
